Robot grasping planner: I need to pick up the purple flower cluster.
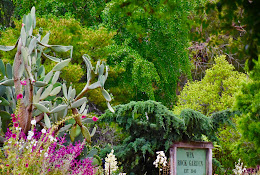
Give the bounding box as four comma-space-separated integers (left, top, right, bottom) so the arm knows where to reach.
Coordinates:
45, 137, 94, 174
5, 128, 95, 174
245, 165, 260, 174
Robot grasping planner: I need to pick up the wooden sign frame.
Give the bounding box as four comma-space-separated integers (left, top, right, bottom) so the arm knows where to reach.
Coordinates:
170, 142, 214, 175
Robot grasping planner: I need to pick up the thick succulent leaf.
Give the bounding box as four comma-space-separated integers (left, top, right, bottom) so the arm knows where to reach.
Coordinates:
34, 103, 49, 113
0, 86, 6, 96
43, 71, 53, 83
70, 125, 77, 142
43, 53, 61, 63
50, 86, 61, 96
44, 113, 51, 128
107, 101, 115, 113
50, 45, 73, 57
99, 64, 104, 76
81, 125, 91, 143
38, 65, 44, 77
21, 46, 28, 63
0, 97, 10, 106
101, 89, 111, 102
0, 79, 14, 86
79, 102, 87, 114
90, 127, 96, 137
68, 86, 72, 100
25, 14, 32, 33
18, 62, 24, 77
33, 87, 43, 103
95, 60, 100, 74
104, 66, 109, 82
99, 75, 105, 87
0, 45, 16, 52
21, 26, 26, 46
50, 104, 67, 113
88, 81, 101, 90
82, 54, 93, 70
75, 125, 81, 137
35, 81, 48, 87
82, 118, 94, 124
52, 71, 60, 84
52, 58, 71, 71
41, 32, 50, 45
0, 60, 5, 76
6, 63, 12, 79
59, 124, 72, 133
62, 83, 68, 99
31, 6, 36, 28
40, 84, 53, 100
71, 97, 87, 109
0, 37, 19, 51
28, 37, 37, 54
70, 89, 76, 100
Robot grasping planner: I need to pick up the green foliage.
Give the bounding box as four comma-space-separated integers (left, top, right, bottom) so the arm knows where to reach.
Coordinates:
174, 55, 247, 116
44, 62, 84, 84
102, 0, 205, 107
234, 57, 260, 162
174, 55, 248, 173
12, 0, 107, 26
0, 7, 113, 143
0, 0, 14, 29
216, 0, 260, 70
0, 17, 115, 65
99, 100, 232, 174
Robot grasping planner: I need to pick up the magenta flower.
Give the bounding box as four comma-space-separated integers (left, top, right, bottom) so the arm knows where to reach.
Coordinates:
14, 123, 19, 127
11, 114, 15, 118
82, 115, 86, 119
6, 164, 9, 167
25, 163, 28, 168
22, 23, 25, 27
92, 116, 98, 122
20, 80, 27, 85
11, 133, 16, 139
17, 94, 23, 99
12, 117, 17, 122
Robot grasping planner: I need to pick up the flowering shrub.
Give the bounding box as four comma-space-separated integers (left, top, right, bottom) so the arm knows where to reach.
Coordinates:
0, 114, 95, 175
105, 149, 118, 175
153, 151, 168, 175
233, 159, 260, 175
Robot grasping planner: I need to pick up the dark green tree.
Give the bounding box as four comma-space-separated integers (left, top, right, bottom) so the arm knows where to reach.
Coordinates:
100, 100, 233, 174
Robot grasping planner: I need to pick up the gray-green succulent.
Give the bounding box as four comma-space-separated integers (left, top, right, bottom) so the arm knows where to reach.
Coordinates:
0, 7, 113, 143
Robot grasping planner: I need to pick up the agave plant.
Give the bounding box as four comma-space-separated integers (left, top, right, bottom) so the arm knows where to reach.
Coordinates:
0, 7, 113, 142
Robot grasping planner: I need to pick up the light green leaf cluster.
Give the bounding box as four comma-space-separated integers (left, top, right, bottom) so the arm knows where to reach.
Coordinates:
174, 55, 247, 116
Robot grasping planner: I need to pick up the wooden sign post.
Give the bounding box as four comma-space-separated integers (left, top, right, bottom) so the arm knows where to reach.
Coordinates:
170, 142, 214, 175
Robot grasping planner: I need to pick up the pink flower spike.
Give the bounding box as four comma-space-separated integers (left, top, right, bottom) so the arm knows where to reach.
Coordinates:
11, 133, 16, 139
92, 116, 98, 122
11, 114, 15, 118
14, 123, 19, 127
82, 115, 86, 119
20, 80, 27, 86
12, 117, 17, 122
17, 94, 23, 99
